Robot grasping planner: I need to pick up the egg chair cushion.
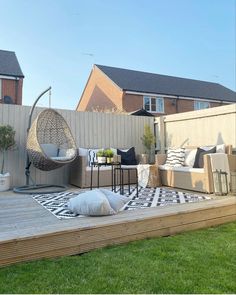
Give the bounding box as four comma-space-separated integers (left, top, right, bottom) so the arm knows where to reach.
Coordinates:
41, 143, 59, 157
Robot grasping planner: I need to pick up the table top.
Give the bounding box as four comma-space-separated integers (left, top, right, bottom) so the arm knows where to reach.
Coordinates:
91, 161, 121, 167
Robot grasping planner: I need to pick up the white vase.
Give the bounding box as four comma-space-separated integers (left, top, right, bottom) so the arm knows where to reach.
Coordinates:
0, 172, 11, 191
140, 154, 149, 164
97, 156, 106, 164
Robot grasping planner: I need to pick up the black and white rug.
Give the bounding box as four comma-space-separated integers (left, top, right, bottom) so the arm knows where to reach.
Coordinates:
32, 187, 212, 219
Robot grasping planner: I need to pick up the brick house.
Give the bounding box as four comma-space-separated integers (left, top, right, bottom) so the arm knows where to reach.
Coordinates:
0, 50, 24, 105
76, 65, 236, 116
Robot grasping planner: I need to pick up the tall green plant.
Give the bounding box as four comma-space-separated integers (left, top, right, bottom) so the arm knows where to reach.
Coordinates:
141, 124, 155, 154
0, 125, 15, 174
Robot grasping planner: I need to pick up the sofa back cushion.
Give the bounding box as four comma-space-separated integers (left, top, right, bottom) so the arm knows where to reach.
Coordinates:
79, 147, 89, 157
200, 144, 225, 153
165, 147, 185, 167
193, 146, 216, 168
88, 149, 103, 166
117, 147, 137, 165
184, 149, 197, 167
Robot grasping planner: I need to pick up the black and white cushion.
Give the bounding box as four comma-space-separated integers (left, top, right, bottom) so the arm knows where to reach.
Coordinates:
193, 146, 216, 168
165, 147, 185, 167
88, 149, 102, 166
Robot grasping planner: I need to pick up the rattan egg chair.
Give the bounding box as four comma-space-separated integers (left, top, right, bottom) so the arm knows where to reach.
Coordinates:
14, 87, 77, 194
27, 108, 77, 171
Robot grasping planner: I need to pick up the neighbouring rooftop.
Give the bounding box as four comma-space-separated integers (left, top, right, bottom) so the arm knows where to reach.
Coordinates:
96, 64, 236, 103
0, 49, 24, 78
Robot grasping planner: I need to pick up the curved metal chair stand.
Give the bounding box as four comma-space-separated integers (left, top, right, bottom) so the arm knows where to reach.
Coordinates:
14, 87, 77, 194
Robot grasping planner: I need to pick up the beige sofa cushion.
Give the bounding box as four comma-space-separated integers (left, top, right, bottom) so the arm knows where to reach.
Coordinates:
159, 164, 205, 173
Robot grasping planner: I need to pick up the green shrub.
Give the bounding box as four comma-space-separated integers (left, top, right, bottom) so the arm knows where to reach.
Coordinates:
0, 125, 15, 174
141, 124, 155, 154
104, 149, 114, 158
96, 150, 106, 157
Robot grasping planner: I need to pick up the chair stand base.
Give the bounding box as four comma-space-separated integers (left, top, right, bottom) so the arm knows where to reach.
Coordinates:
13, 184, 67, 195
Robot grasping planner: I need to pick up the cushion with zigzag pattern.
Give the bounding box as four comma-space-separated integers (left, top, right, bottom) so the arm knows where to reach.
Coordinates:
165, 147, 185, 167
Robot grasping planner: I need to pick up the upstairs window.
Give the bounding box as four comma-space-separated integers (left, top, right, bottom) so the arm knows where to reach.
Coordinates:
143, 96, 164, 113
194, 100, 210, 110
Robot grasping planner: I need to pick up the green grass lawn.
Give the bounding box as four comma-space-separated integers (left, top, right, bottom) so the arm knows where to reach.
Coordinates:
0, 222, 236, 294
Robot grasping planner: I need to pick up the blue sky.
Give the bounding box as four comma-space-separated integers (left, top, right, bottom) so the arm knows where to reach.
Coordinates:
1, 0, 235, 110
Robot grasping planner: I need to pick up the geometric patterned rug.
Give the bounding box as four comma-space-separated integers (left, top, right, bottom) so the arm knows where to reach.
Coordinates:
32, 187, 212, 220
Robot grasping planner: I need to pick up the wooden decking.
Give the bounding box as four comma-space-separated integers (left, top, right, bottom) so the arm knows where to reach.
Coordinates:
0, 188, 236, 267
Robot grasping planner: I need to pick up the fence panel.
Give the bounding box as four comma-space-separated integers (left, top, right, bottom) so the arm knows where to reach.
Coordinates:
155, 104, 236, 151
0, 105, 153, 187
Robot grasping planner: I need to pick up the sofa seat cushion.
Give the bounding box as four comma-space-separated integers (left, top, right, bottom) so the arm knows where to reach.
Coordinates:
159, 164, 205, 173
41, 143, 58, 157
51, 156, 74, 161
121, 165, 137, 169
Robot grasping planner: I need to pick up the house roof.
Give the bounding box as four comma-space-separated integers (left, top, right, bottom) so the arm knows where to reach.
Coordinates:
96, 65, 236, 103
129, 108, 154, 117
0, 50, 24, 78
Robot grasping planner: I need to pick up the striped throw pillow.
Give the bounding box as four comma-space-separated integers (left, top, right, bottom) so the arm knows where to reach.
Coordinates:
165, 148, 185, 167
88, 149, 102, 166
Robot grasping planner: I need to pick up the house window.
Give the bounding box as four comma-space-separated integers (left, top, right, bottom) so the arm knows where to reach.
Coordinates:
143, 96, 164, 113
194, 100, 210, 110
0, 79, 2, 101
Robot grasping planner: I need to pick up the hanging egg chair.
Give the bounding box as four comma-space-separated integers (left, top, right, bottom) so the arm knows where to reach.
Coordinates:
27, 108, 77, 171
14, 87, 77, 194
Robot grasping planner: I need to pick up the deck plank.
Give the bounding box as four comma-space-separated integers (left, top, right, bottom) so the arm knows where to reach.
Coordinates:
0, 189, 235, 267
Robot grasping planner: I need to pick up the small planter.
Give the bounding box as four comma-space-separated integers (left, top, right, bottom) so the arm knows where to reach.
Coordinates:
97, 156, 106, 164
0, 173, 11, 191
106, 157, 113, 164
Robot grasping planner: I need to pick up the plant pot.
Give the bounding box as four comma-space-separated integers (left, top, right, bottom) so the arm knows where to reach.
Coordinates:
140, 154, 149, 164
113, 155, 121, 163
0, 172, 11, 191
106, 157, 113, 164
97, 156, 106, 164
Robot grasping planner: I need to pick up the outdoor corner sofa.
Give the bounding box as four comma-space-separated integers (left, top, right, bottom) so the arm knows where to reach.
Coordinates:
155, 144, 232, 193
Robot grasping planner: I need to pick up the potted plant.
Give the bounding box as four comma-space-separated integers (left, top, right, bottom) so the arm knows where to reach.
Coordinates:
96, 150, 106, 164
0, 125, 15, 191
104, 149, 114, 164
140, 124, 155, 164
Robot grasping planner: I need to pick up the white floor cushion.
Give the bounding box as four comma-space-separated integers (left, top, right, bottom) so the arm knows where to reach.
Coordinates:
98, 188, 131, 212
67, 190, 115, 216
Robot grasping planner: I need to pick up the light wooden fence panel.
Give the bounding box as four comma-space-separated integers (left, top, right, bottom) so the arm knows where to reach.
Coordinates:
155, 104, 236, 151
2, 103, 235, 188
0, 105, 153, 187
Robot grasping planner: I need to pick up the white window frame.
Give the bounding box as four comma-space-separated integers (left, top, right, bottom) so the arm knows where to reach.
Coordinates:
143, 96, 164, 113
194, 100, 210, 110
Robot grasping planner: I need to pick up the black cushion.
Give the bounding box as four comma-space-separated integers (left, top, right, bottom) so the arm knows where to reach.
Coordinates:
117, 147, 137, 165
193, 146, 216, 168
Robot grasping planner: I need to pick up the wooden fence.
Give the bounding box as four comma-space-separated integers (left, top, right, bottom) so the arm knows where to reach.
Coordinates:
1, 103, 235, 187
0, 104, 153, 187
155, 104, 236, 153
